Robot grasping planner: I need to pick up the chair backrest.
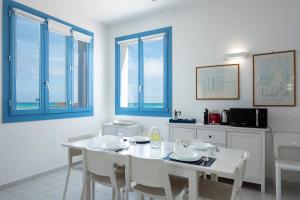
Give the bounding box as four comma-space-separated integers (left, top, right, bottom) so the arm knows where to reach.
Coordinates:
127, 155, 172, 198
231, 151, 249, 200
82, 148, 120, 189
68, 133, 98, 142
273, 133, 300, 160
68, 134, 99, 159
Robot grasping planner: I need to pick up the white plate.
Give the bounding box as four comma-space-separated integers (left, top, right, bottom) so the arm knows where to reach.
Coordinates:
102, 142, 129, 151
131, 136, 150, 143
191, 142, 214, 151
112, 120, 136, 126
169, 150, 201, 162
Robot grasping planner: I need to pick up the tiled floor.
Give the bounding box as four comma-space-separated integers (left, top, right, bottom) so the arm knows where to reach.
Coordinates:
0, 168, 299, 200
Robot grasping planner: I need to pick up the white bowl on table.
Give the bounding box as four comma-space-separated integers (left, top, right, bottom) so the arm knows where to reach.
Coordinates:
170, 149, 201, 162
191, 142, 214, 151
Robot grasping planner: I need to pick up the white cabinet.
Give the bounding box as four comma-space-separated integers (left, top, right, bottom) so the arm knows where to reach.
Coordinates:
227, 131, 264, 188
169, 127, 196, 141
102, 123, 142, 137
168, 123, 268, 193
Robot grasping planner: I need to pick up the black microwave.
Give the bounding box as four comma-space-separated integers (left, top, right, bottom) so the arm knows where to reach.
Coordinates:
229, 108, 268, 128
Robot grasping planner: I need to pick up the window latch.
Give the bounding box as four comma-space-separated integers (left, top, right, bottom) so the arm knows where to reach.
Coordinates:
8, 100, 12, 107
138, 85, 142, 93
44, 81, 49, 88
8, 55, 12, 62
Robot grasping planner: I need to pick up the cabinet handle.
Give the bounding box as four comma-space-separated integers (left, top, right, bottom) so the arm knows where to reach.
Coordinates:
209, 135, 212, 138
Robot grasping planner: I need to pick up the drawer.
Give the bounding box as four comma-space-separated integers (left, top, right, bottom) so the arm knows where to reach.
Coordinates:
197, 129, 226, 145
170, 127, 196, 141
102, 126, 116, 135
116, 127, 132, 137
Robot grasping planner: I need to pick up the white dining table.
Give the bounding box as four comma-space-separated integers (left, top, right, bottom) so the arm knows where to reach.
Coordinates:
62, 136, 246, 200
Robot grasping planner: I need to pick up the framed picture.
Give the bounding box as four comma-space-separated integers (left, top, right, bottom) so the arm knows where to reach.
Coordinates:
253, 50, 296, 106
196, 64, 240, 100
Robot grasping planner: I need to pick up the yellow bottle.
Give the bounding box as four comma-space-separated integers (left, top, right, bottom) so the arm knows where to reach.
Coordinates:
150, 127, 161, 148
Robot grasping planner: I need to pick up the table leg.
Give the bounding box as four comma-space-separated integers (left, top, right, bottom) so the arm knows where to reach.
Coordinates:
81, 150, 90, 200
276, 165, 281, 200
188, 171, 198, 200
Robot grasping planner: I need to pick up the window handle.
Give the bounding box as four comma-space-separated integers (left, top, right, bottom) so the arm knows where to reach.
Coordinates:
44, 81, 49, 88
139, 85, 143, 93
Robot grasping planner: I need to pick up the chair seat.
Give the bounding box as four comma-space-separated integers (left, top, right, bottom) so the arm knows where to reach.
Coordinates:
131, 176, 187, 199
275, 159, 300, 171
198, 178, 233, 200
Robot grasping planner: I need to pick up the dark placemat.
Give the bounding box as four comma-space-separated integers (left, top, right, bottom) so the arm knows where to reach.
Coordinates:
136, 141, 150, 144
163, 153, 216, 167
169, 119, 196, 124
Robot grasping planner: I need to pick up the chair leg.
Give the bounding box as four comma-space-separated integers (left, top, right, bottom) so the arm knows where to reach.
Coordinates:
63, 166, 71, 200
115, 189, 121, 200
112, 188, 115, 200
276, 165, 281, 200
239, 189, 244, 200
91, 181, 95, 200
124, 188, 129, 200
81, 180, 87, 200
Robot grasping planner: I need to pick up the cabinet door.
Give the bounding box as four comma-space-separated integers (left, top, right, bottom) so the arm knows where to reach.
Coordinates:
227, 131, 262, 182
102, 126, 116, 135
116, 127, 132, 137
169, 127, 196, 141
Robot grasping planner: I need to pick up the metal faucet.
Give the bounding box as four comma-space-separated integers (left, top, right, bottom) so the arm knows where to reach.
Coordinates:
174, 109, 182, 120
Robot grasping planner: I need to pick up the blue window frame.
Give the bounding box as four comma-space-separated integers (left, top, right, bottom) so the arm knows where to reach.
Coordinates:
2, 0, 94, 122
115, 27, 172, 117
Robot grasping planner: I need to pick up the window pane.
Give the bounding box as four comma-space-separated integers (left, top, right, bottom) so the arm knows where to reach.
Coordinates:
119, 42, 139, 108
48, 31, 67, 109
73, 40, 88, 108
14, 15, 41, 110
143, 38, 164, 109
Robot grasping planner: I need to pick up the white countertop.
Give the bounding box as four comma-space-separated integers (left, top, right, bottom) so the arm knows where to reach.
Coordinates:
168, 122, 270, 133
103, 122, 141, 128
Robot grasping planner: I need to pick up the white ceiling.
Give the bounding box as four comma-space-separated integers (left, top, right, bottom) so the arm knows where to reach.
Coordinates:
48, 0, 199, 25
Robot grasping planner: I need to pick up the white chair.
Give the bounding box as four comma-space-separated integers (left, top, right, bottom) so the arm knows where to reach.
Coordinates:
125, 155, 188, 200
197, 151, 249, 200
81, 148, 126, 200
63, 133, 98, 200
273, 133, 300, 200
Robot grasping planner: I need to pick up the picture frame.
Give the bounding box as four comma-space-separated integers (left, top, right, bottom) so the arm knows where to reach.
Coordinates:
253, 50, 296, 106
196, 64, 240, 100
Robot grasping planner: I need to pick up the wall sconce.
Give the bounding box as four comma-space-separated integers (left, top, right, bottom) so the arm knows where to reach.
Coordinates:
223, 52, 250, 60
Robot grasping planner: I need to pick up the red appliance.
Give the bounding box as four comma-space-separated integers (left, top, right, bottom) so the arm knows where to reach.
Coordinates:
209, 111, 221, 124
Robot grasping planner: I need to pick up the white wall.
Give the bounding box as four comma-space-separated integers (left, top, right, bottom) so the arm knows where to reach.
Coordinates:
107, 0, 300, 183
0, 0, 109, 186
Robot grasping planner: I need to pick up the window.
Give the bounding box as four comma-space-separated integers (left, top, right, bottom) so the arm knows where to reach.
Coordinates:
3, 0, 93, 122
13, 11, 42, 112
115, 27, 172, 117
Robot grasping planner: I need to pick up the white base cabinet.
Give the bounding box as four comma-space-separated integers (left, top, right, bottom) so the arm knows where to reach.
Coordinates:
168, 123, 269, 193
227, 131, 264, 192
102, 123, 142, 137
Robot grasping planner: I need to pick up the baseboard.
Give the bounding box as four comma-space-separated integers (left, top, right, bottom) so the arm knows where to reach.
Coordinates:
0, 165, 67, 191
